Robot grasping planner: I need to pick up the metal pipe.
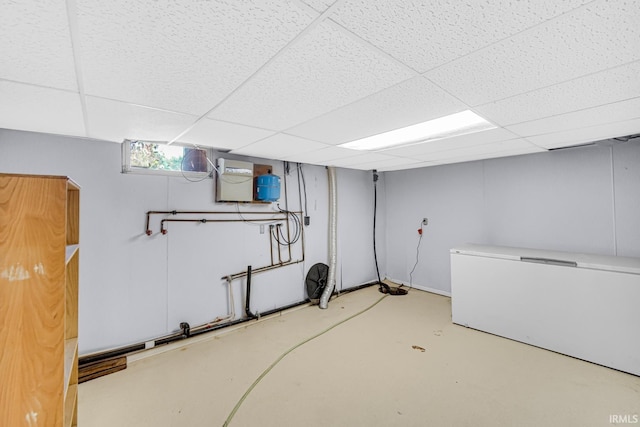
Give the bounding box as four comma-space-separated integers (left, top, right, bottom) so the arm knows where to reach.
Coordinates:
146, 210, 296, 235
222, 259, 304, 281
80, 282, 376, 368
159, 217, 287, 234
320, 166, 337, 309
276, 224, 283, 264
283, 163, 293, 262
269, 226, 275, 266
245, 266, 256, 319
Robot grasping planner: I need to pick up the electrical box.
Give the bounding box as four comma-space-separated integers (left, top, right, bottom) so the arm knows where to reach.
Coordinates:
216, 158, 254, 202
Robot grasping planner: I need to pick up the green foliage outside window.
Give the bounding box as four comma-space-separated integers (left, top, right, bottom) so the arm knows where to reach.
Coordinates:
129, 141, 183, 171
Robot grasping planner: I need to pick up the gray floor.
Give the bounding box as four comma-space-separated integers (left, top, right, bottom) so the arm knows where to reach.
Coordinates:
79, 286, 640, 426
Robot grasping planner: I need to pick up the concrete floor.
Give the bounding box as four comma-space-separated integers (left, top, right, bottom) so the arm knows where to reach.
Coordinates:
79, 286, 640, 426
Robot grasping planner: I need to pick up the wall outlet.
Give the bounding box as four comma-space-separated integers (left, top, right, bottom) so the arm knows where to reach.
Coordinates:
260, 224, 265, 234
422, 218, 429, 225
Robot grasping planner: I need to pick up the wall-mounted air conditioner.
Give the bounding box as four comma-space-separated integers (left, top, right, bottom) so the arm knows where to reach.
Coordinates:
215, 158, 254, 202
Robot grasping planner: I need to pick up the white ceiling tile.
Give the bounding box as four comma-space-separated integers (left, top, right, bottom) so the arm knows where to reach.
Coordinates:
426, 0, 640, 105
330, 0, 590, 72
525, 117, 640, 149
0, 81, 85, 137
415, 139, 543, 162
506, 97, 640, 137
476, 61, 640, 126
0, 0, 77, 90
281, 145, 361, 165
382, 128, 519, 157
180, 119, 275, 150
210, 21, 414, 130
230, 133, 329, 160
77, 0, 317, 115
85, 97, 197, 143
287, 76, 467, 144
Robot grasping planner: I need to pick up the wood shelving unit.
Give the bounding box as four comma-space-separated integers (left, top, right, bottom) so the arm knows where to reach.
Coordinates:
0, 173, 80, 426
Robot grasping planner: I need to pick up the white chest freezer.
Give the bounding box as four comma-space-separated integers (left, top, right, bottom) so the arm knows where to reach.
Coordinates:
451, 244, 640, 376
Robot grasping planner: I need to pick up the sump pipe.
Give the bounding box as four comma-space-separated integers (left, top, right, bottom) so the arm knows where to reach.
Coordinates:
79, 282, 377, 368
245, 265, 256, 319
320, 166, 337, 309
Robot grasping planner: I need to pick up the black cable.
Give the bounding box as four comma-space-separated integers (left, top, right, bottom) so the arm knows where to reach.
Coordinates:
180, 147, 211, 183
408, 221, 424, 291
372, 171, 407, 295
372, 170, 388, 293
273, 206, 302, 245
278, 211, 301, 244
299, 164, 308, 217
296, 164, 304, 216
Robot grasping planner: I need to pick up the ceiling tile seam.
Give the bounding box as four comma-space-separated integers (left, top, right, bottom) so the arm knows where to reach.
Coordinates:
325, 19, 422, 76
384, 136, 538, 158
278, 75, 433, 139
230, 134, 335, 156
166, 0, 346, 146
198, 116, 279, 134
64, 0, 90, 137
512, 115, 640, 140
521, 137, 547, 151
279, 131, 331, 144
472, 59, 640, 113
502, 95, 640, 129
290, 0, 325, 15
0, 77, 80, 94
419, 0, 602, 76
417, 74, 481, 116
83, 94, 283, 137
284, 147, 362, 163
84, 94, 198, 118
427, 147, 543, 163
336, 156, 424, 169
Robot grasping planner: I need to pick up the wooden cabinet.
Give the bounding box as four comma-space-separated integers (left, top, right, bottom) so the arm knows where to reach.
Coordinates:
0, 173, 80, 426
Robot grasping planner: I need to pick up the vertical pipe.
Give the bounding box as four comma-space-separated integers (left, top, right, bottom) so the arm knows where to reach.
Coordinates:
269, 227, 275, 266
320, 167, 337, 309
283, 164, 293, 262
276, 225, 283, 264
245, 266, 254, 318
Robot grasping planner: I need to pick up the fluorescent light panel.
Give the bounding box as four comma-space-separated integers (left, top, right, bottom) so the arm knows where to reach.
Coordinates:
339, 110, 496, 150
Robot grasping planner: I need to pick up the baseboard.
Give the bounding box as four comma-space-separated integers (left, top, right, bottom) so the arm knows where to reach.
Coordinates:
128, 302, 312, 364
386, 277, 451, 297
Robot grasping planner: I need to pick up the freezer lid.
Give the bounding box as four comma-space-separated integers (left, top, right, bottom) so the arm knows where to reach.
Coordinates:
451, 244, 640, 275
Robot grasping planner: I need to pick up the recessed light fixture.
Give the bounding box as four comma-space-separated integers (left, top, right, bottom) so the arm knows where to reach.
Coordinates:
338, 110, 496, 151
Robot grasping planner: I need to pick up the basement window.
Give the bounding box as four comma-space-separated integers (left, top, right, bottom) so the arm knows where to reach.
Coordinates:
122, 140, 211, 177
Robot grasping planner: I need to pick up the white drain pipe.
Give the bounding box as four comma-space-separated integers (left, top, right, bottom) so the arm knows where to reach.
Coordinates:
319, 166, 337, 309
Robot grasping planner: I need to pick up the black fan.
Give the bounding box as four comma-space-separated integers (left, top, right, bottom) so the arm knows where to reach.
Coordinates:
306, 263, 329, 304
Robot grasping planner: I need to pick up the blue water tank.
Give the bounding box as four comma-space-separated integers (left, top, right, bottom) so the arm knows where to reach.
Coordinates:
256, 174, 281, 202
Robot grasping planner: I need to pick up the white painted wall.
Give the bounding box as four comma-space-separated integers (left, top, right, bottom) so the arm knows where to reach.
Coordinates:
384, 140, 640, 294
0, 129, 379, 353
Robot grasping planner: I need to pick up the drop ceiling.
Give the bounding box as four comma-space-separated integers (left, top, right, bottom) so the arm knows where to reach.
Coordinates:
1, 0, 639, 171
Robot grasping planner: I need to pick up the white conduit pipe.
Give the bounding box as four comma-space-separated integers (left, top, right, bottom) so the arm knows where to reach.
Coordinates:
320, 166, 337, 309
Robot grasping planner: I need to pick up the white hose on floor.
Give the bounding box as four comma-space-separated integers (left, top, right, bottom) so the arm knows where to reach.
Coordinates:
319, 166, 337, 309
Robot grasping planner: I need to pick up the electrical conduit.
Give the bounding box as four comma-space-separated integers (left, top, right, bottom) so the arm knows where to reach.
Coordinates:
319, 166, 337, 309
